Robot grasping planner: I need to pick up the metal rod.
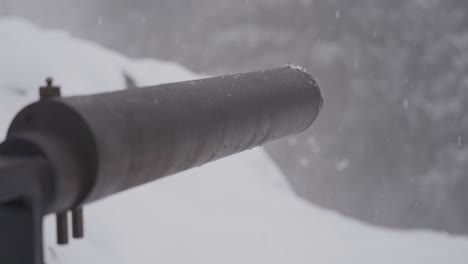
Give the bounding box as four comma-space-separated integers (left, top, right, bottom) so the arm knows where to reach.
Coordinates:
71, 207, 84, 238
56, 212, 69, 245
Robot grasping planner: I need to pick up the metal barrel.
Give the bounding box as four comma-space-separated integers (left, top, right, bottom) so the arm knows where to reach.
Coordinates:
6, 66, 323, 213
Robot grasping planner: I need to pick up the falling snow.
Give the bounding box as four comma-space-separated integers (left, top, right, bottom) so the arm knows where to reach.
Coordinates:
287, 137, 298, 147
299, 157, 310, 167
307, 136, 321, 154
335, 10, 341, 19
336, 159, 350, 171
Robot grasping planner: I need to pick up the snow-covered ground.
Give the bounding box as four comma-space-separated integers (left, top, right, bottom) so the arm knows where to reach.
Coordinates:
1, 17, 467, 264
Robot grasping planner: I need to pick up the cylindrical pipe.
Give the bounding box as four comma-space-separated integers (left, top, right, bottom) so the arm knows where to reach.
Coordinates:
7, 66, 323, 213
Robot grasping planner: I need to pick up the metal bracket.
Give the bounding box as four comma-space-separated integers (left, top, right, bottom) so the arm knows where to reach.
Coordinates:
39, 78, 85, 245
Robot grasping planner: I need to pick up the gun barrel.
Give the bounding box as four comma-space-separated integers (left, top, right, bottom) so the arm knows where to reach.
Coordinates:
6, 66, 322, 213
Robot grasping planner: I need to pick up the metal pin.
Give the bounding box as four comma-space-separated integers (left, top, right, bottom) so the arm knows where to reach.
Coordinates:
72, 207, 84, 238
56, 212, 69, 245
39, 77, 61, 99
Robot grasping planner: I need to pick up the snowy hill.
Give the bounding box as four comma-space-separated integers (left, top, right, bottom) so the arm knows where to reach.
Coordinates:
0, 17, 467, 264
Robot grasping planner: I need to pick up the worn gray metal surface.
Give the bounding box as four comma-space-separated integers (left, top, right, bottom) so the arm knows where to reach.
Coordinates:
1, 66, 322, 264
7, 66, 322, 212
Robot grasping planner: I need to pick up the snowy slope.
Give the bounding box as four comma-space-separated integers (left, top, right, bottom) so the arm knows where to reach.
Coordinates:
0, 17, 467, 264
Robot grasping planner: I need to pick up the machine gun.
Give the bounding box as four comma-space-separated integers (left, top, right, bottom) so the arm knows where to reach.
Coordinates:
0, 66, 323, 264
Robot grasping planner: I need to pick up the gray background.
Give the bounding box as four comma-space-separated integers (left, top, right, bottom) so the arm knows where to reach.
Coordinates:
2, 0, 467, 235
